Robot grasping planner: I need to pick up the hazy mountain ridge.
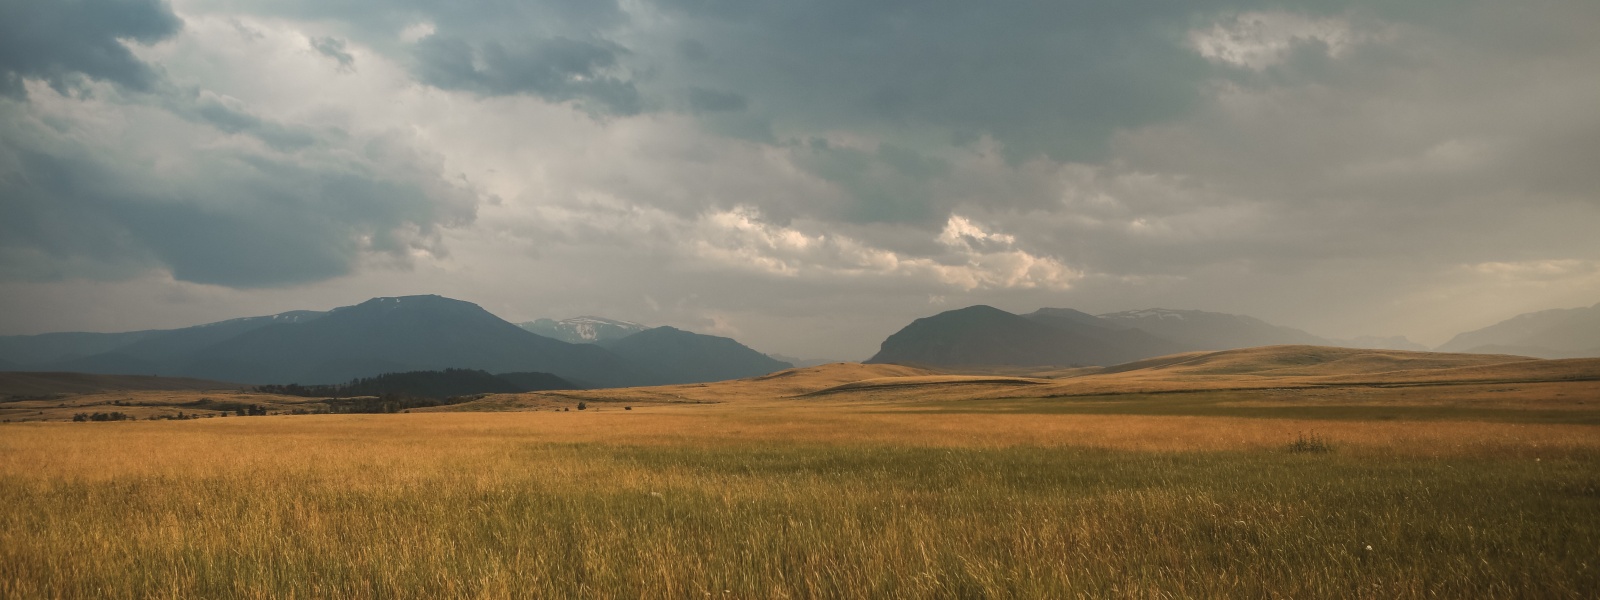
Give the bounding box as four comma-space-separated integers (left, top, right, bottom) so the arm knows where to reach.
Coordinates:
866, 305, 1188, 368
0, 311, 326, 370
1329, 335, 1429, 352
1437, 302, 1600, 358
598, 327, 793, 385
0, 296, 792, 387
0, 330, 166, 368
176, 296, 650, 386
869, 306, 1337, 368
767, 354, 840, 369
1095, 308, 1330, 350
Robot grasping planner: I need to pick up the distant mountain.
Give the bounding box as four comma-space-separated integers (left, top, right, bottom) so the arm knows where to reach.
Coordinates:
519, 316, 647, 344
0, 330, 164, 368
1, 296, 799, 388
0, 311, 325, 372
598, 326, 792, 384
1437, 302, 1600, 358
867, 305, 1184, 368
1020, 308, 1184, 360
1096, 309, 1330, 351
768, 354, 841, 369
1330, 335, 1428, 352
183, 296, 650, 386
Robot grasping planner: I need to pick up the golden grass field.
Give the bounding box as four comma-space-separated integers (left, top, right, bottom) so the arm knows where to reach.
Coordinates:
3, 346, 1599, 598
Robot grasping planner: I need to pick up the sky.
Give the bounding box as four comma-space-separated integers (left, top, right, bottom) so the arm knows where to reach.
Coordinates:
1, 0, 1597, 360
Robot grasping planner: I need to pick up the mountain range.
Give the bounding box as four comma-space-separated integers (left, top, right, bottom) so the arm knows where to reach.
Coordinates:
869, 302, 1598, 368
1437, 302, 1600, 358
869, 306, 1338, 368
4, 295, 1594, 385
0, 296, 790, 387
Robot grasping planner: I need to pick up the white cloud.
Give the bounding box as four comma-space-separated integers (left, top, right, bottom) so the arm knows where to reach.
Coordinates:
1190, 11, 1373, 70
1470, 259, 1600, 282
690, 208, 1079, 291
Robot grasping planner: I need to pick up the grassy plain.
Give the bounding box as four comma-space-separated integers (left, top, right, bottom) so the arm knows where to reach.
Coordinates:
3, 347, 1599, 598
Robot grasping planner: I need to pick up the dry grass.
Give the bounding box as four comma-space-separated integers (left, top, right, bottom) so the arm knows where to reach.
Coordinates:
3, 407, 1598, 599
5, 348, 1600, 597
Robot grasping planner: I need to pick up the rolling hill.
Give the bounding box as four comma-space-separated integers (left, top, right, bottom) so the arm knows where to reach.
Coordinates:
0, 372, 243, 398
432, 345, 1600, 416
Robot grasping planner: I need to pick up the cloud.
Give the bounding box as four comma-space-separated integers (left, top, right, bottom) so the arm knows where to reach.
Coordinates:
3, 0, 1599, 359
641, 0, 1219, 163
687, 87, 747, 113
0, 84, 479, 287
409, 34, 642, 115
309, 36, 356, 72
689, 207, 1079, 291
1469, 260, 1600, 283
1190, 11, 1373, 70
0, 0, 183, 96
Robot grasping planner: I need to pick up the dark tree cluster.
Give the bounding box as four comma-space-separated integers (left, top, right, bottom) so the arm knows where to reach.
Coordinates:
255, 369, 528, 400
321, 393, 484, 414
72, 412, 131, 422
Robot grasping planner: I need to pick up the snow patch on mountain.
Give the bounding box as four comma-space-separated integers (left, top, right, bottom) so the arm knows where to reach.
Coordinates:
519, 316, 649, 344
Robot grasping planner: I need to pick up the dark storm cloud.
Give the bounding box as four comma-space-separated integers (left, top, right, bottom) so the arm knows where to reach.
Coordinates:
310, 36, 356, 72
186, 0, 1237, 158
650, 0, 1225, 163
186, 0, 642, 114
410, 34, 642, 115
0, 0, 182, 97
180, 89, 318, 151
0, 108, 477, 287
687, 87, 747, 113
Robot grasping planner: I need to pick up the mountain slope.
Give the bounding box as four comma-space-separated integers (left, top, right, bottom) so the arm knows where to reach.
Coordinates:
52, 310, 328, 375
0, 330, 165, 368
182, 296, 649, 386
597, 327, 792, 384
1096, 309, 1329, 351
519, 316, 647, 344
867, 305, 1168, 367
1437, 302, 1600, 358
1021, 308, 1187, 362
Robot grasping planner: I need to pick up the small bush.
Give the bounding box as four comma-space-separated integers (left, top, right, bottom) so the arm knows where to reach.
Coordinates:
1286, 432, 1334, 453
577, 402, 588, 411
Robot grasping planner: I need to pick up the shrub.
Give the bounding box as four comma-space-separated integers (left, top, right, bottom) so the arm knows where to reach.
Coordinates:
1286, 432, 1334, 453
577, 402, 588, 411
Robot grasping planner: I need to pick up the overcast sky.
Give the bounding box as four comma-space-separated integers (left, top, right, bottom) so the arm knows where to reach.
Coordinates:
2, 0, 1597, 359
